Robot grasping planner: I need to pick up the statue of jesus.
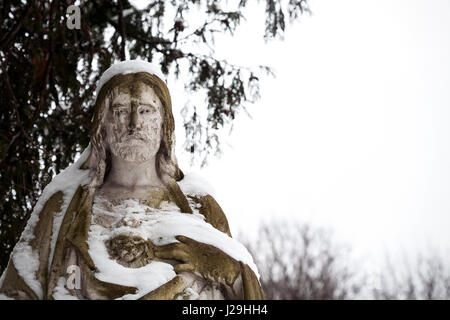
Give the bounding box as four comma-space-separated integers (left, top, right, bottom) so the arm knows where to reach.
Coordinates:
0, 60, 265, 300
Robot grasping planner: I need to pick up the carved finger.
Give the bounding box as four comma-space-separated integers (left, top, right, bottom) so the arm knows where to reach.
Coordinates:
174, 263, 194, 273
154, 242, 185, 253
154, 248, 190, 262
175, 235, 198, 245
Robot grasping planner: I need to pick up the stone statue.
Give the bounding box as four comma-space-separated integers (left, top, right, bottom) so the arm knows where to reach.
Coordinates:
0, 60, 265, 300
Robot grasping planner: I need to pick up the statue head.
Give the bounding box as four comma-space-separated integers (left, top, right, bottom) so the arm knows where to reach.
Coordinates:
86, 62, 183, 190
103, 79, 163, 163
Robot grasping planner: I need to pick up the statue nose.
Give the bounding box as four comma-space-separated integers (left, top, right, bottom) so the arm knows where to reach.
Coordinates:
128, 109, 139, 130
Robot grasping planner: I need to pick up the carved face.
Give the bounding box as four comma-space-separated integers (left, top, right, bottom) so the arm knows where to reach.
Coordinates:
104, 82, 163, 162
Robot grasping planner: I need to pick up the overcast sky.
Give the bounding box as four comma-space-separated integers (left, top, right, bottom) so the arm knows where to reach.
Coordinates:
168, 0, 450, 269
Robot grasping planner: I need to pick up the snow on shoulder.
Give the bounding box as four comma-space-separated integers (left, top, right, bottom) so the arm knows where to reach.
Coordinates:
3, 146, 92, 299
95, 60, 166, 102
178, 172, 216, 198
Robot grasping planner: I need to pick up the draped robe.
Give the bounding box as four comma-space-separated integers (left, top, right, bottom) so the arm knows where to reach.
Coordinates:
0, 147, 265, 300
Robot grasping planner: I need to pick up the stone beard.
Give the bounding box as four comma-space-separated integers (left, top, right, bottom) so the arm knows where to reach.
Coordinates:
105, 82, 163, 163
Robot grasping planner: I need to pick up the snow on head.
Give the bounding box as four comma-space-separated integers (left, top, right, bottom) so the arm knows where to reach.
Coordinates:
95, 60, 166, 102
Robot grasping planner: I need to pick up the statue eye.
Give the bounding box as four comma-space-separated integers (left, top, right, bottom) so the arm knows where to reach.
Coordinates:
115, 109, 127, 116
139, 107, 154, 114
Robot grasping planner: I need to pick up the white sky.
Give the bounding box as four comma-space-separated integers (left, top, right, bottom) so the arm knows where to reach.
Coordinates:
169, 0, 450, 268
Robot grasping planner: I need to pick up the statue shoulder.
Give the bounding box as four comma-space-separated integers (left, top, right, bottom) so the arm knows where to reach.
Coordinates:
177, 173, 231, 237
190, 194, 232, 237
177, 172, 216, 198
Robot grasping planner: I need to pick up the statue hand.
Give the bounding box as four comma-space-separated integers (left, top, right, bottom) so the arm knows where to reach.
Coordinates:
154, 235, 241, 287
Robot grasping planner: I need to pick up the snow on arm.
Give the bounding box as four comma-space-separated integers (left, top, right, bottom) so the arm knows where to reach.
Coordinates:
9, 145, 92, 299
88, 199, 259, 299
